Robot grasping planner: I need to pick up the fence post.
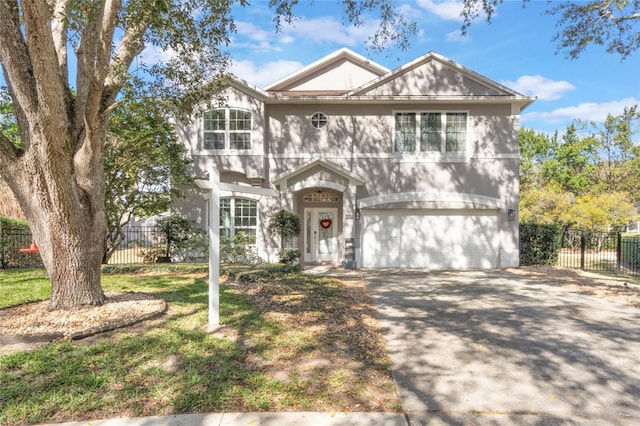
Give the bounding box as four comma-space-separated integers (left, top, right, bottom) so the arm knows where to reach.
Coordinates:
616, 232, 622, 273
580, 232, 586, 270
0, 227, 4, 269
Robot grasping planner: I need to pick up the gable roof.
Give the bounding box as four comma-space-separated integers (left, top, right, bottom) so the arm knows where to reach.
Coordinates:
349, 51, 523, 98
271, 157, 365, 187
214, 48, 535, 110
264, 48, 389, 93
223, 74, 271, 101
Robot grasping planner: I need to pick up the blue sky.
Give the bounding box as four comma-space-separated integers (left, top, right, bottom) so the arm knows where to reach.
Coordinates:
223, 0, 640, 136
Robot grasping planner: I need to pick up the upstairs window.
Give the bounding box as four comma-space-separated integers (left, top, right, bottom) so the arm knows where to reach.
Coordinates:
204, 108, 252, 150
395, 112, 467, 154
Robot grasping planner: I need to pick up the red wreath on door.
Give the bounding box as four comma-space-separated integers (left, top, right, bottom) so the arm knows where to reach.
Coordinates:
319, 218, 332, 229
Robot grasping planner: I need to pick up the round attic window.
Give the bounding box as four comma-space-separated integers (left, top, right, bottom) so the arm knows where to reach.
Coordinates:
311, 112, 328, 129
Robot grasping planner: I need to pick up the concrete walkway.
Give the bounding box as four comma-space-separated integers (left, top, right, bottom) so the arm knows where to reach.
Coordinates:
39, 412, 407, 426
366, 269, 640, 425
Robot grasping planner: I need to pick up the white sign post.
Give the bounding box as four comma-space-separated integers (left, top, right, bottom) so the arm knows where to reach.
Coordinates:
196, 168, 278, 326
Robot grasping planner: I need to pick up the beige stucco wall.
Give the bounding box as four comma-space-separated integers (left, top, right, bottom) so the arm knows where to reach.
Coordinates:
363, 61, 504, 96
282, 58, 383, 91
174, 60, 525, 267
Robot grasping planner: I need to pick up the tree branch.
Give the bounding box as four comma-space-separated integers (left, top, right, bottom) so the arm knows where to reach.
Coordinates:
0, 131, 21, 179
73, 1, 122, 152
103, 19, 148, 107
50, 0, 71, 80
21, 0, 68, 126
0, 0, 39, 129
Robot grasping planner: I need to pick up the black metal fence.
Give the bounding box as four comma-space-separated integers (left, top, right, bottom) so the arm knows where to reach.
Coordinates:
0, 227, 44, 268
0, 225, 208, 268
106, 226, 169, 264
558, 229, 640, 277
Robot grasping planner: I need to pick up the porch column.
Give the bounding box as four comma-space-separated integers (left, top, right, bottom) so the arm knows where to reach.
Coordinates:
342, 183, 357, 268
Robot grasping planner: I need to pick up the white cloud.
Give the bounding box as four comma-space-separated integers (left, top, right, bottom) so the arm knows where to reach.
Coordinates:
416, 0, 464, 21
446, 30, 468, 42
138, 44, 175, 66
281, 16, 380, 46
231, 21, 279, 51
523, 97, 640, 124
502, 75, 575, 101
230, 59, 304, 88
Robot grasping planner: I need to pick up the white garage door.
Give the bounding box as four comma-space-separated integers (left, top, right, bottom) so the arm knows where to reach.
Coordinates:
361, 209, 499, 269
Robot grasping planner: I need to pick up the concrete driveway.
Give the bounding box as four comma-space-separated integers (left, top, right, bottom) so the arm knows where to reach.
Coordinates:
365, 269, 640, 425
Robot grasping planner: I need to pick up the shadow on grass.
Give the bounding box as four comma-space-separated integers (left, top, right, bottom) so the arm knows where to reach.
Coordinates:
0, 269, 397, 425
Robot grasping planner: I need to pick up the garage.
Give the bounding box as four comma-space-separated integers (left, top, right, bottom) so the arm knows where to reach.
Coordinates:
360, 209, 500, 269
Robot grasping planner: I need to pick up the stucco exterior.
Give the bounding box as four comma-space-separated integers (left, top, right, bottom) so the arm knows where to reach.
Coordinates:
173, 48, 535, 269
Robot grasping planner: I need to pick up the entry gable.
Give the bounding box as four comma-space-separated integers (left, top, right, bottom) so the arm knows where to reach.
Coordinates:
272, 157, 365, 191
349, 51, 520, 97
265, 48, 389, 94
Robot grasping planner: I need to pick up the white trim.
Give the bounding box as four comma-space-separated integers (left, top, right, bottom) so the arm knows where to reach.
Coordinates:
392, 152, 470, 163
269, 152, 393, 160
358, 192, 504, 209
473, 153, 519, 159
218, 190, 262, 200
289, 180, 346, 193
267, 152, 517, 161
267, 95, 535, 107
271, 157, 365, 187
192, 151, 259, 156
350, 51, 524, 98
265, 48, 389, 91
195, 179, 278, 197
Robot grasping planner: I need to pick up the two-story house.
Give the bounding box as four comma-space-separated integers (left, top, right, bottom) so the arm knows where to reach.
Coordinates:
173, 48, 535, 269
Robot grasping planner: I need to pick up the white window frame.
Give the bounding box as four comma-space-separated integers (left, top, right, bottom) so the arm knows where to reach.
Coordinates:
393, 110, 470, 162
203, 107, 252, 151
310, 112, 328, 129
219, 197, 258, 240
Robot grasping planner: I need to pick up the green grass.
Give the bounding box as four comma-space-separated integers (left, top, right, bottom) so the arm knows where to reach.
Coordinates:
0, 266, 397, 425
0, 268, 51, 307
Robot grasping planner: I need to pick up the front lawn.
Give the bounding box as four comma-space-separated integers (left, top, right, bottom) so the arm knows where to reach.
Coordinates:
0, 266, 398, 425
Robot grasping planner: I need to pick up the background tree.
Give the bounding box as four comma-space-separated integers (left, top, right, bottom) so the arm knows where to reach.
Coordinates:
0, 1, 414, 310
568, 192, 635, 233
519, 184, 574, 226
461, 0, 640, 59
583, 106, 640, 196
519, 107, 639, 232
540, 124, 599, 195
519, 128, 554, 192
103, 87, 192, 264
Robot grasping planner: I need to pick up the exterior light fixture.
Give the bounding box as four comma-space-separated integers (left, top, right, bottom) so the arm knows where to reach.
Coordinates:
507, 208, 516, 222
355, 208, 361, 221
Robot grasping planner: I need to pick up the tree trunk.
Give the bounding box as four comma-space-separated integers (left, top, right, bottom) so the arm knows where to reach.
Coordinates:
8, 129, 107, 310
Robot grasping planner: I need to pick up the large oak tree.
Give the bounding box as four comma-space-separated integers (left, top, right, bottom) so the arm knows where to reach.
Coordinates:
0, 0, 414, 309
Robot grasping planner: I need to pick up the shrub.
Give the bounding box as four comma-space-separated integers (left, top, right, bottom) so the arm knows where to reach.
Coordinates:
520, 223, 563, 266
268, 210, 301, 249
220, 231, 257, 264
222, 263, 301, 283
277, 248, 301, 264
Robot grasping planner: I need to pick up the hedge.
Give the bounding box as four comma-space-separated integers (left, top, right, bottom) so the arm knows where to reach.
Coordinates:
520, 223, 563, 266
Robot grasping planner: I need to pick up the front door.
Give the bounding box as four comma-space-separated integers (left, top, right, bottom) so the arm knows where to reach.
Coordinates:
304, 208, 338, 263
